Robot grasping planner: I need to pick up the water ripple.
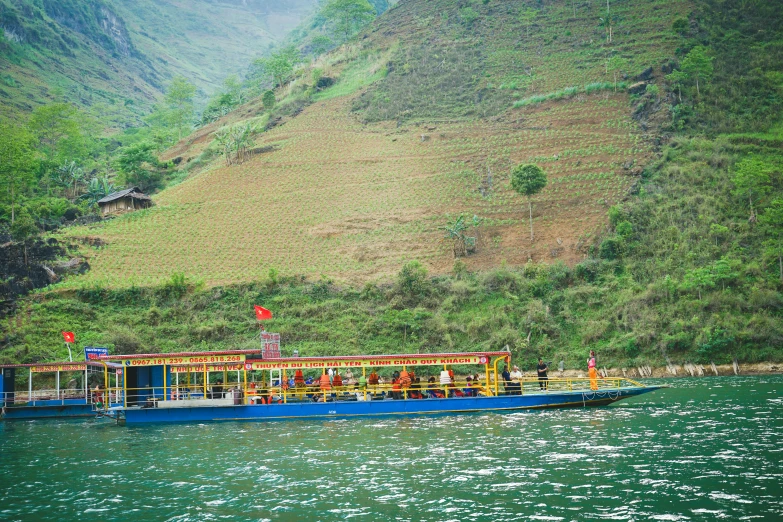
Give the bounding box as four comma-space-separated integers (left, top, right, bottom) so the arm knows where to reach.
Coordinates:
0, 376, 781, 521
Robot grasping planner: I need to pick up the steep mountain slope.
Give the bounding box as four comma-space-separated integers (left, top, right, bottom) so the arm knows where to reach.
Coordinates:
0, 0, 317, 125
62, 0, 689, 287
3, 0, 782, 368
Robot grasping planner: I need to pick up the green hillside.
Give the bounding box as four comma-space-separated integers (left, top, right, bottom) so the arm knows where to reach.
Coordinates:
0, 0, 318, 125
59, 0, 688, 287
1, 0, 782, 369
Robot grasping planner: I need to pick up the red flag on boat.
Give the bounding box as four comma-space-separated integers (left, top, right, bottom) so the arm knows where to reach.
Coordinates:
62, 331, 75, 343
254, 306, 273, 320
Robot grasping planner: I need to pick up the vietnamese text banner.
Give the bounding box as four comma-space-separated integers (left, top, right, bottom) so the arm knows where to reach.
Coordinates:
170, 364, 243, 373
31, 364, 87, 373
245, 355, 489, 371
123, 355, 245, 367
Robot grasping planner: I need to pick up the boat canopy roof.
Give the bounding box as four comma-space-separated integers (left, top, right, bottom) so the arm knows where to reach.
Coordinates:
97, 349, 262, 361
0, 361, 122, 371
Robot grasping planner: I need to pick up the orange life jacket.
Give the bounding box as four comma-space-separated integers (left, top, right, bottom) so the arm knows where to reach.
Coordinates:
368, 372, 379, 385
399, 370, 411, 389
294, 369, 304, 384
320, 374, 331, 390
392, 378, 401, 391
333, 374, 343, 387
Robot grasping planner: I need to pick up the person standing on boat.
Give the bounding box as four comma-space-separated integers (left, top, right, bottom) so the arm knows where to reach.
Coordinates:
537, 358, 549, 390
510, 365, 523, 395
327, 367, 334, 384
501, 365, 512, 395
587, 350, 598, 390
399, 368, 411, 396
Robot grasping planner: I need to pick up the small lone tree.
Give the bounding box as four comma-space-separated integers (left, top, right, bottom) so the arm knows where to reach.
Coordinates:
165, 76, 196, 140
607, 54, 627, 92
254, 46, 301, 88
511, 164, 547, 241
759, 198, 783, 282
321, 0, 376, 42
680, 46, 713, 97
731, 157, 773, 223
262, 90, 276, 110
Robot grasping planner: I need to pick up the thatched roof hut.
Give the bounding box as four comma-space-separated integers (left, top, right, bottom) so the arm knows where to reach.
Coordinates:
97, 187, 153, 215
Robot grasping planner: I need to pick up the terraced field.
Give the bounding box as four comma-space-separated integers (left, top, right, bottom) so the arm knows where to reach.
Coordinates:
63, 90, 649, 287
55, 0, 691, 288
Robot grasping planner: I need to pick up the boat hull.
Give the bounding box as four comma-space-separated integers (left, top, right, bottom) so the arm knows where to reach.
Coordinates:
1, 402, 95, 420
121, 386, 662, 424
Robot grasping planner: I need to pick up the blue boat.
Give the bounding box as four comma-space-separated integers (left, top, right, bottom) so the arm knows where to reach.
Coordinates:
84, 350, 663, 425
0, 361, 122, 420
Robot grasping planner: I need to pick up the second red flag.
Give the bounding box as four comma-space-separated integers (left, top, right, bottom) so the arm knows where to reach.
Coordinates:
254, 305, 273, 320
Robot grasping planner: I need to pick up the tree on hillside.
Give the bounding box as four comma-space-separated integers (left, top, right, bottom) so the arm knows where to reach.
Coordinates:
310, 35, 333, 56
680, 46, 714, 97
666, 69, 688, 103
165, 76, 196, 140
518, 6, 538, 38
321, 0, 376, 41
254, 46, 301, 88
27, 103, 93, 172
222, 75, 244, 106
0, 124, 36, 225
731, 157, 773, 223
511, 164, 547, 241
10, 208, 39, 265
759, 198, 783, 282
80, 177, 117, 207
262, 90, 276, 110
55, 160, 86, 200
607, 54, 627, 92
116, 142, 162, 193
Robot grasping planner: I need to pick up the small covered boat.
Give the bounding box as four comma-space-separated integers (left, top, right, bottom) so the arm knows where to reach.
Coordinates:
88, 350, 663, 425
0, 361, 122, 420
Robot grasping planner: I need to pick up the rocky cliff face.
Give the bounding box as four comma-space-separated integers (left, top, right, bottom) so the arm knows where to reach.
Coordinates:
0, 235, 88, 317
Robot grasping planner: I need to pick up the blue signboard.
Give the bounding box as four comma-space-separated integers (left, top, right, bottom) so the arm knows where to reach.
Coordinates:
84, 347, 109, 361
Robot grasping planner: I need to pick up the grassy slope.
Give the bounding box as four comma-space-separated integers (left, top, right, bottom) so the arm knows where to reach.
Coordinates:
58, 0, 687, 287
0, 0, 317, 126
2, 0, 781, 369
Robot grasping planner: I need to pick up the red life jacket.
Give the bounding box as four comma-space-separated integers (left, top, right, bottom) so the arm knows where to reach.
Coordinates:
333, 374, 343, 387
399, 370, 411, 389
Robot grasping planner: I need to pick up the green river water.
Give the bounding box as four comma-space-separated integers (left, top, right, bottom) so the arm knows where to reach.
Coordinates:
1, 376, 781, 521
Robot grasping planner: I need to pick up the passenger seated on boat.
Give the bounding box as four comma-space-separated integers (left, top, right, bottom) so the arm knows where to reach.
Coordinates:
427, 376, 444, 398
464, 376, 475, 397
332, 372, 343, 389
358, 374, 367, 390
410, 377, 423, 399
368, 370, 379, 386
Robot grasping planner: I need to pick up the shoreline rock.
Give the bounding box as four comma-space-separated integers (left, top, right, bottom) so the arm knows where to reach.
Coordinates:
521, 362, 781, 379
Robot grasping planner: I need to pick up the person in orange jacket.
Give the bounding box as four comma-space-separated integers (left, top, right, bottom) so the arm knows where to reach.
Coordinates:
332, 371, 343, 389
399, 369, 411, 391
391, 378, 401, 400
